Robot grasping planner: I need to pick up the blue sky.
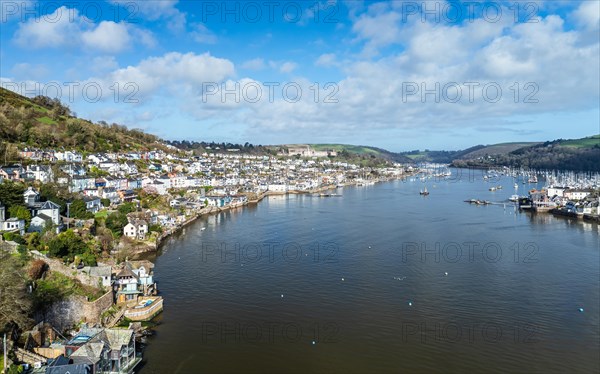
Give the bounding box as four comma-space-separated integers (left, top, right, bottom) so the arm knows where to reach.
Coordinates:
1, 0, 599, 151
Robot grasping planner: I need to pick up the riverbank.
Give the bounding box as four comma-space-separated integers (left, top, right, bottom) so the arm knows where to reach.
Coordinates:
153, 174, 414, 250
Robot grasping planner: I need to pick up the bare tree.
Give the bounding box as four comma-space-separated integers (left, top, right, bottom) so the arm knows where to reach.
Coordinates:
0, 252, 32, 331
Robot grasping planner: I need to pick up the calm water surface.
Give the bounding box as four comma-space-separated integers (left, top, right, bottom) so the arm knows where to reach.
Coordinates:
140, 170, 599, 373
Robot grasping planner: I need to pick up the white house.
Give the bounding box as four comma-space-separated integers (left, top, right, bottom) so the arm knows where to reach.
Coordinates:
83, 196, 102, 213
24, 187, 39, 206
26, 165, 54, 183
547, 186, 568, 198
564, 189, 593, 201
123, 219, 148, 240
0, 204, 25, 235
55, 151, 83, 163
268, 184, 289, 193
2, 217, 25, 234
29, 213, 53, 233
145, 181, 168, 195
34, 201, 62, 226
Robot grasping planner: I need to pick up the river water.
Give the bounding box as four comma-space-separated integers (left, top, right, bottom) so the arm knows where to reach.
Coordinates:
139, 169, 599, 373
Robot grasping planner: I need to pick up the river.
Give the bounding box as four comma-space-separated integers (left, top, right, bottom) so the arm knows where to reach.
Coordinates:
139, 169, 599, 373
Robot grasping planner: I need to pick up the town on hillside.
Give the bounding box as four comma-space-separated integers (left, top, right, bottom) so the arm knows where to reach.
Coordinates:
0, 147, 412, 374
1, 147, 600, 373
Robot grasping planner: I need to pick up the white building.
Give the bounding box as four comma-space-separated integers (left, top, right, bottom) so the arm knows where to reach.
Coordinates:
123, 219, 148, 240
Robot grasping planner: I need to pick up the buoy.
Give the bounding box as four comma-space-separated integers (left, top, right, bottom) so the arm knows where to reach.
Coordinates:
444, 272, 448, 276
281, 294, 284, 298
368, 246, 372, 249
408, 301, 413, 306
312, 340, 316, 345
578, 307, 584, 312
341, 278, 345, 281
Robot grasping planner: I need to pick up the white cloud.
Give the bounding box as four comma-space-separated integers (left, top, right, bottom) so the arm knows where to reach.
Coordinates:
96, 52, 235, 99
352, 3, 402, 56
572, 0, 600, 31
241, 58, 266, 70
13, 6, 86, 48
109, 0, 186, 32
315, 53, 337, 67
13, 6, 155, 53
178, 9, 599, 139
81, 21, 131, 53
191, 23, 217, 44
90, 56, 119, 75
10, 63, 49, 80
280, 62, 298, 73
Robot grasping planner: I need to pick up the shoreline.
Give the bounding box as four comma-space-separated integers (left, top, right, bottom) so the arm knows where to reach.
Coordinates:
153, 175, 413, 251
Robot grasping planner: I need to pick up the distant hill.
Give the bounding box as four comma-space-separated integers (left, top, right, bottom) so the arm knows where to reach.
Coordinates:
554, 135, 600, 148
0, 87, 169, 156
400, 145, 488, 164
451, 135, 600, 171
309, 144, 414, 164
456, 142, 541, 160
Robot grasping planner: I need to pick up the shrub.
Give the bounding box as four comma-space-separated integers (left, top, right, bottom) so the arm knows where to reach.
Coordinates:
3, 232, 25, 244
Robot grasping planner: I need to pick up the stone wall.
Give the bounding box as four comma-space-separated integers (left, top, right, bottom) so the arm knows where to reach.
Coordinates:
40, 289, 114, 331
30, 251, 103, 288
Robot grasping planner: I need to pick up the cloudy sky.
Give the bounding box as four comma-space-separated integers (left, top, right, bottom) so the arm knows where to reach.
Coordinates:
1, 0, 598, 151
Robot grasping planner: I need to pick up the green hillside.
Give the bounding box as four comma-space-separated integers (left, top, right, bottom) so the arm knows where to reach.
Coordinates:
555, 135, 600, 148
309, 143, 414, 163
457, 142, 540, 160
0, 87, 169, 154
451, 135, 600, 171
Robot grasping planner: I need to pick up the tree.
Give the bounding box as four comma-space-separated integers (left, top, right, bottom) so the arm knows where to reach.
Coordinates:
97, 227, 114, 253
105, 212, 128, 237
148, 224, 162, 234
47, 229, 87, 260
118, 202, 136, 215
39, 183, 68, 215
0, 251, 32, 331
0, 181, 25, 210
101, 198, 110, 207
70, 199, 93, 219
8, 205, 31, 224
2, 232, 25, 244
26, 232, 40, 250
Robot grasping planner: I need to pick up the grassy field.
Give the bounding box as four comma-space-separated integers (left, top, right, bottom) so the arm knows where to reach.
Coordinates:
557, 135, 600, 148
305, 144, 382, 155
95, 210, 109, 219
459, 142, 539, 159
404, 152, 428, 160
36, 271, 105, 302
37, 116, 57, 125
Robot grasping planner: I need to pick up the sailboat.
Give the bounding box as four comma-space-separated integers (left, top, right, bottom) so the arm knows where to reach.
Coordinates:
419, 187, 430, 195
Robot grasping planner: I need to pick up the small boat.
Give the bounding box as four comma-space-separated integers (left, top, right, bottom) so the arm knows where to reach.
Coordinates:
514, 183, 518, 189
509, 194, 520, 202
496, 185, 503, 190
489, 187, 497, 191
419, 187, 430, 196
